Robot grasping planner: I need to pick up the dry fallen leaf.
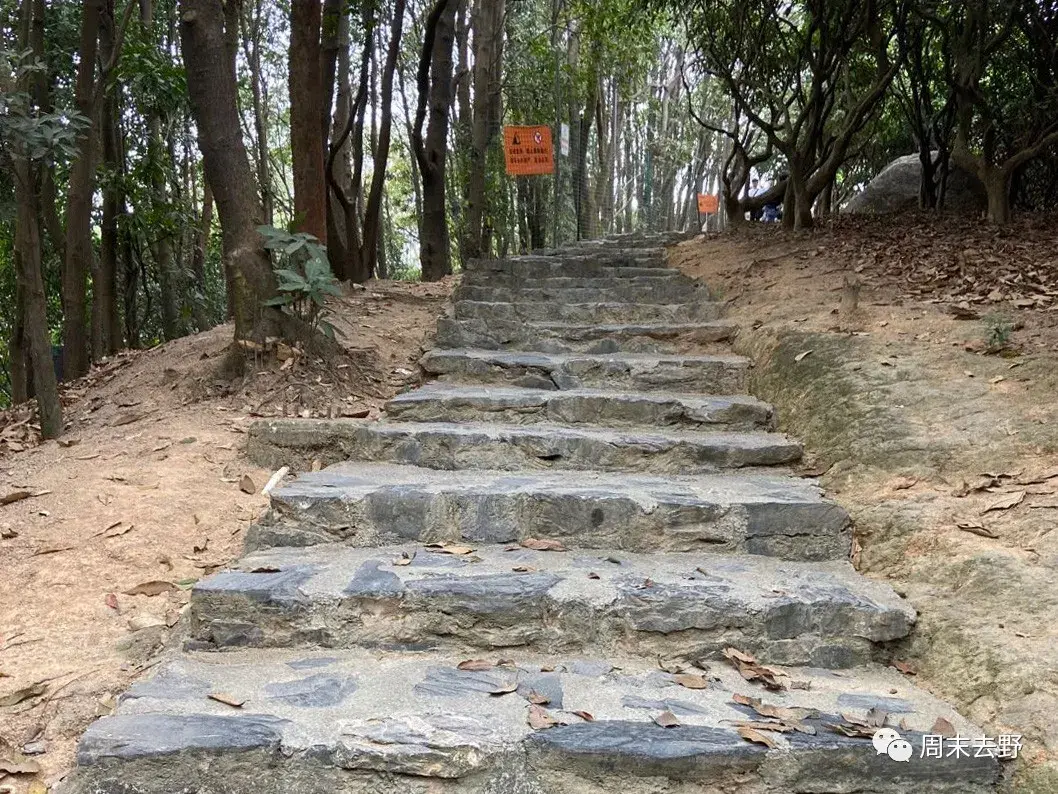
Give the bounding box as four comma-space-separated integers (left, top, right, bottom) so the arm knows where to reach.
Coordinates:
0, 757, 42, 775
0, 682, 47, 707
519, 537, 567, 552
931, 716, 957, 737
426, 543, 476, 556
891, 660, 917, 676
456, 659, 494, 672
127, 615, 167, 631
794, 350, 813, 362
488, 681, 519, 696
653, 710, 680, 728
567, 710, 595, 722
732, 720, 794, 734
511, 565, 537, 573
123, 581, 178, 597
208, 692, 245, 708
737, 726, 780, 748
528, 704, 558, 730
981, 491, 1025, 514
958, 523, 999, 539
0, 491, 33, 506
27, 780, 48, 794
526, 692, 551, 705
722, 647, 786, 691
891, 476, 918, 490
672, 673, 710, 690
105, 593, 118, 610
239, 475, 256, 494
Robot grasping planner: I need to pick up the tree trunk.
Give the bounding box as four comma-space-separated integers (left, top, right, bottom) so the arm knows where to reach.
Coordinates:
289, 0, 327, 241
362, 0, 406, 279
180, 0, 279, 343
13, 158, 63, 437
191, 178, 214, 331
62, 0, 104, 380
97, 66, 121, 357
464, 0, 505, 260
241, 0, 273, 225
413, 0, 458, 282
983, 167, 1012, 224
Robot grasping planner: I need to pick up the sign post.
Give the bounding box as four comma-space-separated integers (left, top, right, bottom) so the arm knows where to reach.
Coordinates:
503, 125, 555, 176
697, 193, 719, 231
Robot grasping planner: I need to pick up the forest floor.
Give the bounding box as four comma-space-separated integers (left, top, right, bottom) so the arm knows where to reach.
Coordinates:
0, 277, 453, 792
671, 213, 1058, 792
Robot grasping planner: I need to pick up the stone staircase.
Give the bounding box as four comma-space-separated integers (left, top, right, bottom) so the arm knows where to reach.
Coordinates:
62, 233, 999, 793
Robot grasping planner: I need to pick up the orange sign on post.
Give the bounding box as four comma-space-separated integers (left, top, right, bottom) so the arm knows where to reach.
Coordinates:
503, 125, 555, 175
697, 193, 719, 214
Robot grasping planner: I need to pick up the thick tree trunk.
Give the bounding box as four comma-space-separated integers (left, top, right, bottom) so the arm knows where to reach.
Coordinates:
180, 0, 279, 343
289, 0, 327, 241
413, 0, 458, 282
62, 0, 104, 379
14, 158, 62, 437
983, 167, 1012, 224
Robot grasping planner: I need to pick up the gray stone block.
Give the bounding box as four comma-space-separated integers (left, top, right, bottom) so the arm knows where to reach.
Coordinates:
452, 299, 722, 324
252, 463, 850, 561
246, 418, 802, 475
189, 544, 912, 665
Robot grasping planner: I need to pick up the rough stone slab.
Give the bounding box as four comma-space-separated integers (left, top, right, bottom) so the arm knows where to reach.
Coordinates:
459, 272, 695, 291
190, 544, 913, 665
453, 300, 722, 325
435, 317, 737, 353
245, 418, 802, 475
252, 463, 850, 560
386, 384, 771, 430
459, 260, 676, 280
419, 348, 750, 393
455, 281, 709, 304
63, 650, 998, 794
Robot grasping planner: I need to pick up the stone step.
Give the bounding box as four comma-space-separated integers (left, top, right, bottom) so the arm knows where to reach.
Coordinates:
65, 650, 998, 794
435, 317, 736, 353
190, 544, 913, 666
251, 463, 851, 561
461, 259, 674, 280
246, 419, 802, 475
420, 348, 751, 393
464, 253, 669, 273
453, 300, 722, 325
386, 384, 770, 430
459, 272, 695, 292
455, 280, 709, 304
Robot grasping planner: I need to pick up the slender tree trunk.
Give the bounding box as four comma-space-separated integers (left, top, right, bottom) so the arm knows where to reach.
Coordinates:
464, 0, 504, 260
241, 0, 273, 225
362, 0, 406, 279
191, 178, 214, 331
62, 0, 104, 379
413, 0, 458, 281
97, 67, 120, 357
13, 158, 62, 437
289, 0, 327, 241
326, 7, 352, 279
180, 0, 279, 344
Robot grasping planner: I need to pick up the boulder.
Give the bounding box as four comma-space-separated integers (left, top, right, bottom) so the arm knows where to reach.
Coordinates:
846, 152, 986, 214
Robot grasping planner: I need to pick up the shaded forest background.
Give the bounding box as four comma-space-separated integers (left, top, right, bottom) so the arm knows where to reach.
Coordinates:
1, 0, 1057, 437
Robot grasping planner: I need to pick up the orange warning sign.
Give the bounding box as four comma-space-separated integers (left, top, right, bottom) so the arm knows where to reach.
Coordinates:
503, 125, 555, 175
697, 194, 719, 214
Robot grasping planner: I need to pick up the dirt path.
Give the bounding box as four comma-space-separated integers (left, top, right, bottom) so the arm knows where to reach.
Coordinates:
0, 279, 452, 791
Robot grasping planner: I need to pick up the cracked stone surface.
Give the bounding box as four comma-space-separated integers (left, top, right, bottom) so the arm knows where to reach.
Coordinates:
65, 650, 998, 794
190, 543, 914, 664
251, 462, 851, 560
247, 418, 802, 474
435, 317, 737, 353
452, 299, 723, 325
386, 384, 772, 430
418, 348, 751, 393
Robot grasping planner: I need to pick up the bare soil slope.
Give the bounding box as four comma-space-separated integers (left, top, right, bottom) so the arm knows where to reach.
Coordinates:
0, 278, 452, 792
672, 215, 1058, 793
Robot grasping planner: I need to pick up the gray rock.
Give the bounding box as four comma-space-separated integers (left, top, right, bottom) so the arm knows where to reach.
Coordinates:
264, 674, 358, 707
846, 153, 986, 214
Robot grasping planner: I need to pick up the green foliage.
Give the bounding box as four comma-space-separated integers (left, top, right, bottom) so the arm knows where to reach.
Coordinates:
257, 225, 342, 338
984, 313, 1014, 350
